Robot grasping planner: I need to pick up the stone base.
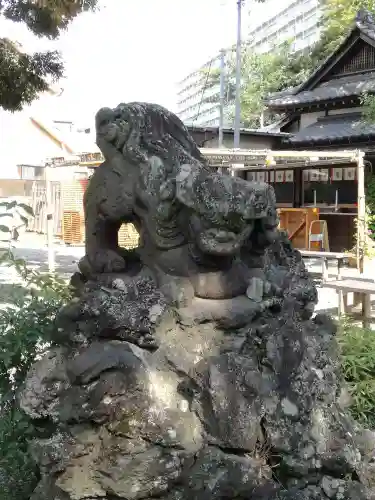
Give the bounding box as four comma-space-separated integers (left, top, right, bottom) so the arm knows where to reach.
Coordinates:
19, 236, 375, 500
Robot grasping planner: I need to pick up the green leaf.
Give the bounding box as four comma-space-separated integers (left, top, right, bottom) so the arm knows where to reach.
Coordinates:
17, 204, 34, 216
19, 215, 29, 227
0, 225, 11, 233
6, 200, 17, 210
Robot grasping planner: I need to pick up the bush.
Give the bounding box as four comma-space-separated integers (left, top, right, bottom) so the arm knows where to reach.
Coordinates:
0, 250, 71, 500
0, 199, 71, 499
364, 173, 375, 243
338, 319, 375, 429
0, 408, 40, 500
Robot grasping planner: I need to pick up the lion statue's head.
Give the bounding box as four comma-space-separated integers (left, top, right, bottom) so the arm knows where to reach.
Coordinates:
95, 102, 207, 170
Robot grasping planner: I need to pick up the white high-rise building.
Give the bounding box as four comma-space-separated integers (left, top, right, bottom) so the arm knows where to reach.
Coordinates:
176, 55, 223, 127
249, 0, 320, 54
176, 0, 321, 127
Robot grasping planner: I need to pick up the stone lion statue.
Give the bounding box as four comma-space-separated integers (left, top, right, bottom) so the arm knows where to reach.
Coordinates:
20, 103, 368, 500
79, 102, 278, 302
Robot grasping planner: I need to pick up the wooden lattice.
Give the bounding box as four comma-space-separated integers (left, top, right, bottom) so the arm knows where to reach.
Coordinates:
328, 40, 375, 78
61, 181, 85, 213
62, 211, 84, 245
60, 180, 140, 248
119, 223, 139, 249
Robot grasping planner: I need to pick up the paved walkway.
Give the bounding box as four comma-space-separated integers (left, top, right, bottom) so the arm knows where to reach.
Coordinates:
0, 235, 83, 305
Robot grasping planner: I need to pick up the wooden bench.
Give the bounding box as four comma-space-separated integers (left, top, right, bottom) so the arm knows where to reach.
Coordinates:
299, 250, 352, 281
323, 278, 375, 327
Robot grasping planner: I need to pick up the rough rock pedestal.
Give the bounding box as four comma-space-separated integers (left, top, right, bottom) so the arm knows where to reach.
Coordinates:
20, 103, 375, 500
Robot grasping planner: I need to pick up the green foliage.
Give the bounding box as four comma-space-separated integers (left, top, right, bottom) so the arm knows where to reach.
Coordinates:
203, 43, 311, 129
338, 319, 375, 428
0, 249, 71, 500
296, 1, 375, 119
238, 45, 311, 128
360, 92, 375, 123
201, 1, 375, 128
0, 199, 34, 244
0, 0, 99, 111
0, 250, 71, 397
283, 0, 375, 76
0, 38, 62, 112
0, 199, 71, 499
0, 407, 41, 500
364, 173, 375, 241
318, 0, 375, 59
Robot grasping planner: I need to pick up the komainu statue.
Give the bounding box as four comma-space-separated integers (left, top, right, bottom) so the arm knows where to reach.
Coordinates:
78, 102, 279, 305
20, 103, 375, 500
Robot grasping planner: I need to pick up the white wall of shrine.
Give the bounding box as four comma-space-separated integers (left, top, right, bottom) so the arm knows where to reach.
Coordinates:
300, 111, 325, 129
328, 107, 362, 115
296, 107, 363, 134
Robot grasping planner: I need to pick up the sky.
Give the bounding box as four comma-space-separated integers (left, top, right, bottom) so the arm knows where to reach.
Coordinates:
1, 0, 267, 121
0, 0, 278, 172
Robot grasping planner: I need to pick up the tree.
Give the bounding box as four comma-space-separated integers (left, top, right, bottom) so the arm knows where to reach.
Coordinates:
238, 45, 311, 128
201, 43, 311, 129
0, 0, 98, 111
279, 1, 375, 83
315, 0, 375, 121
315, 0, 375, 60
200, 0, 375, 129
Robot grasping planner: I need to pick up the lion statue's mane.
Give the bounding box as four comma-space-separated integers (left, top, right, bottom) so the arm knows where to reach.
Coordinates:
80, 101, 277, 281
95, 102, 208, 171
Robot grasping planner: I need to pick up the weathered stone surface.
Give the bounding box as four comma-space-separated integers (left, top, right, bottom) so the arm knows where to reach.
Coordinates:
246, 276, 264, 301
181, 447, 273, 498
96, 447, 186, 499
54, 277, 167, 349
30, 477, 71, 500
187, 352, 269, 451
19, 103, 375, 499
19, 347, 70, 420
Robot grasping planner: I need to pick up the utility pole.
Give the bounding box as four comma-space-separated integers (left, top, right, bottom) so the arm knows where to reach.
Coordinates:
233, 0, 243, 149
219, 49, 226, 149
45, 161, 55, 273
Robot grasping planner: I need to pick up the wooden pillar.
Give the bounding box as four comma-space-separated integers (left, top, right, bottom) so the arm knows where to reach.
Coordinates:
45, 163, 55, 273
357, 151, 366, 274
231, 164, 244, 178
294, 168, 302, 208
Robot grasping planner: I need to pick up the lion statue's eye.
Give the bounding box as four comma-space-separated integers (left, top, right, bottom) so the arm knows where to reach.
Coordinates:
117, 120, 130, 133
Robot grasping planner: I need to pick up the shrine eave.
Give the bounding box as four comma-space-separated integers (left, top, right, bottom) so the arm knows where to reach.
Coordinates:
284, 113, 375, 146
266, 72, 375, 111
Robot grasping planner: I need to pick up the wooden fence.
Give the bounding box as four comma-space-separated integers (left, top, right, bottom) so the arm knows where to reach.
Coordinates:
29, 181, 62, 235
28, 179, 139, 249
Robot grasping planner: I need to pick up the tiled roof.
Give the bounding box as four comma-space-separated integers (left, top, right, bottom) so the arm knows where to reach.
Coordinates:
285, 113, 375, 145
357, 10, 375, 40
187, 125, 290, 137
265, 10, 375, 110
266, 72, 375, 109
266, 85, 301, 102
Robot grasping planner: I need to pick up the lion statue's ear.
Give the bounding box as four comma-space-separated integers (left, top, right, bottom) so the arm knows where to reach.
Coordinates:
95, 107, 115, 130
166, 113, 205, 162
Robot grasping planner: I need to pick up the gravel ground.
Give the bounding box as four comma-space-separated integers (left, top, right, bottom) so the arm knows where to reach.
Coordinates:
0, 232, 370, 319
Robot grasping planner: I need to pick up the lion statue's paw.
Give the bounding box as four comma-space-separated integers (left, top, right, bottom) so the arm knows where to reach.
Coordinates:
79, 249, 127, 276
